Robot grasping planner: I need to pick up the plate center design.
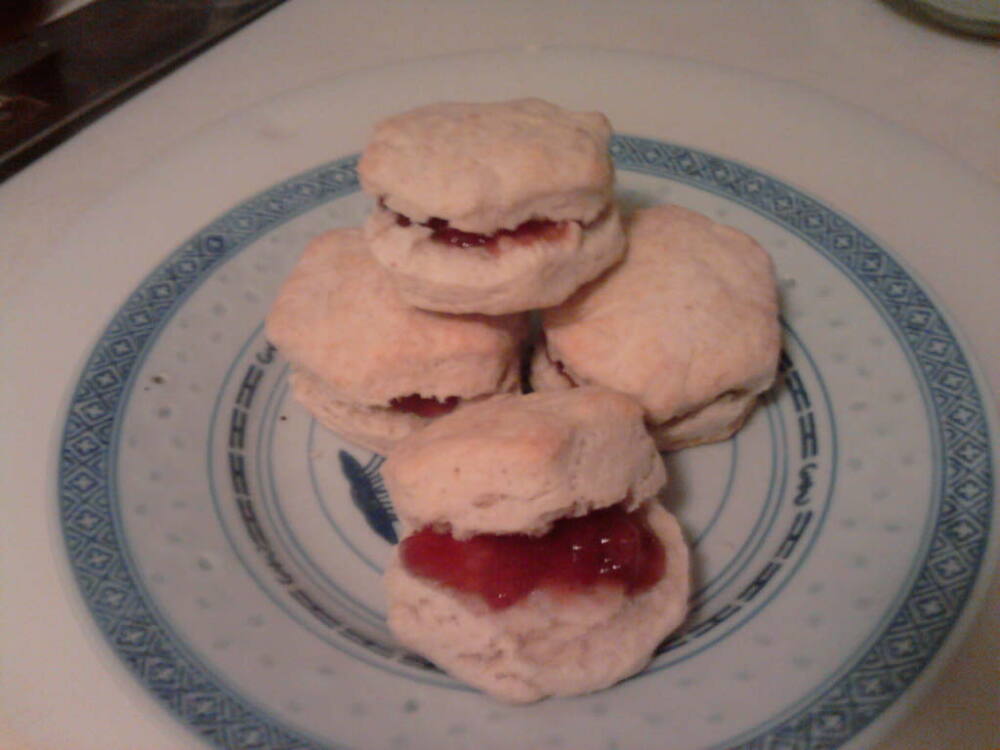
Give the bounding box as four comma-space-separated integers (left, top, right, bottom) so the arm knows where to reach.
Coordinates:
58, 142, 994, 750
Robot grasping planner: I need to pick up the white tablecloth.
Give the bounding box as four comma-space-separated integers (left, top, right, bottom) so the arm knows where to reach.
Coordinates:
2, 2, 997, 748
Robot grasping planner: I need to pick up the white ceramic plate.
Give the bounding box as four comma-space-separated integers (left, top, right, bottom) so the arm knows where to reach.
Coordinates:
49, 50, 998, 750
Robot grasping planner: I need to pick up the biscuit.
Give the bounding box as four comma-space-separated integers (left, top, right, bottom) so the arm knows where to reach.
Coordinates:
533, 204, 781, 450
382, 388, 666, 539
358, 99, 626, 314
382, 388, 686, 702
359, 98, 614, 233
265, 228, 528, 453
385, 501, 689, 703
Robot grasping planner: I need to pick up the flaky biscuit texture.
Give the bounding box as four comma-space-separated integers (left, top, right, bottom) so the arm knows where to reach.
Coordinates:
289, 368, 519, 455
385, 502, 689, 703
365, 204, 625, 314
359, 98, 614, 234
383, 388, 666, 539
530, 345, 762, 450
265, 228, 528, 406
539, 204, 780, 445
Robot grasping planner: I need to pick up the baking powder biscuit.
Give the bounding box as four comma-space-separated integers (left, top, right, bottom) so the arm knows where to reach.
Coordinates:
359, 99, 626, 314
385, 504, 688, 703
382, 388, 666, 539
381, 388, 688, 702
265, 228, 528, 453
533, 204, 781, 450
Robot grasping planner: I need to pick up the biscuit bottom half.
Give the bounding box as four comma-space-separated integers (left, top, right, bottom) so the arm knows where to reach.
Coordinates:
530, 345, 761, 451
290, 368, 515, 456
364, 203, 626, 315
385, 502, 689, 703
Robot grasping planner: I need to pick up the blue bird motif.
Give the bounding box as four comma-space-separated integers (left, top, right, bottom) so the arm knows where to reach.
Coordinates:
338, 450, 398, 544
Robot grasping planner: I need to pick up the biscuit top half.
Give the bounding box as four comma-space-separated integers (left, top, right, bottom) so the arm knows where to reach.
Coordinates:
265, 229, 528, 405
382, 387, 667, 540
543, 205, 781, 423
358, 98, 614, 234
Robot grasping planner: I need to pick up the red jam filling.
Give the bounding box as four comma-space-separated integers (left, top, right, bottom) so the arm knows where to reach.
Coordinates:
388, 205, 566, 251
389, 394, 460, 418
400, 503, 665, 610
547, 348, 578, 387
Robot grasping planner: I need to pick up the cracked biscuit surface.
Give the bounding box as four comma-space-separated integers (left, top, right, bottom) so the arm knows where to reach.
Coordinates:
382, 388, 689, 702
385, 501, 688, 703
358, 99, 626, 314
534, 204, 781, 450
382, 388, 665, 539
265, 228, 528, 452
359, 98, 614, 233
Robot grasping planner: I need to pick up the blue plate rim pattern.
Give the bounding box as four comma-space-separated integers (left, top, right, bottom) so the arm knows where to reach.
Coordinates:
57, 137, 996, 750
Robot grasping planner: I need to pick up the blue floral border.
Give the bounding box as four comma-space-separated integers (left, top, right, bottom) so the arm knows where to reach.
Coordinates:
58, 138, 994, 749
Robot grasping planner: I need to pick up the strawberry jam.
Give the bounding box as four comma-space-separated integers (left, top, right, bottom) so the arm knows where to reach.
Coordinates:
391, 208, 566, 251
400, 503, 664, 610
390, 394, 460, 418
548, 348, 578, 387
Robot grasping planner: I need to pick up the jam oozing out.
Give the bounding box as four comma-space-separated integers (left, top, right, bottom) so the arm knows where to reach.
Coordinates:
400, 503, 665, 610
390, 208, 565, 251
389, 394, 460, 418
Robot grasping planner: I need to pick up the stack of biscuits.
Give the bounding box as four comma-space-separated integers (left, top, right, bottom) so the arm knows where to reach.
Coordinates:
266, 98, 781, 703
